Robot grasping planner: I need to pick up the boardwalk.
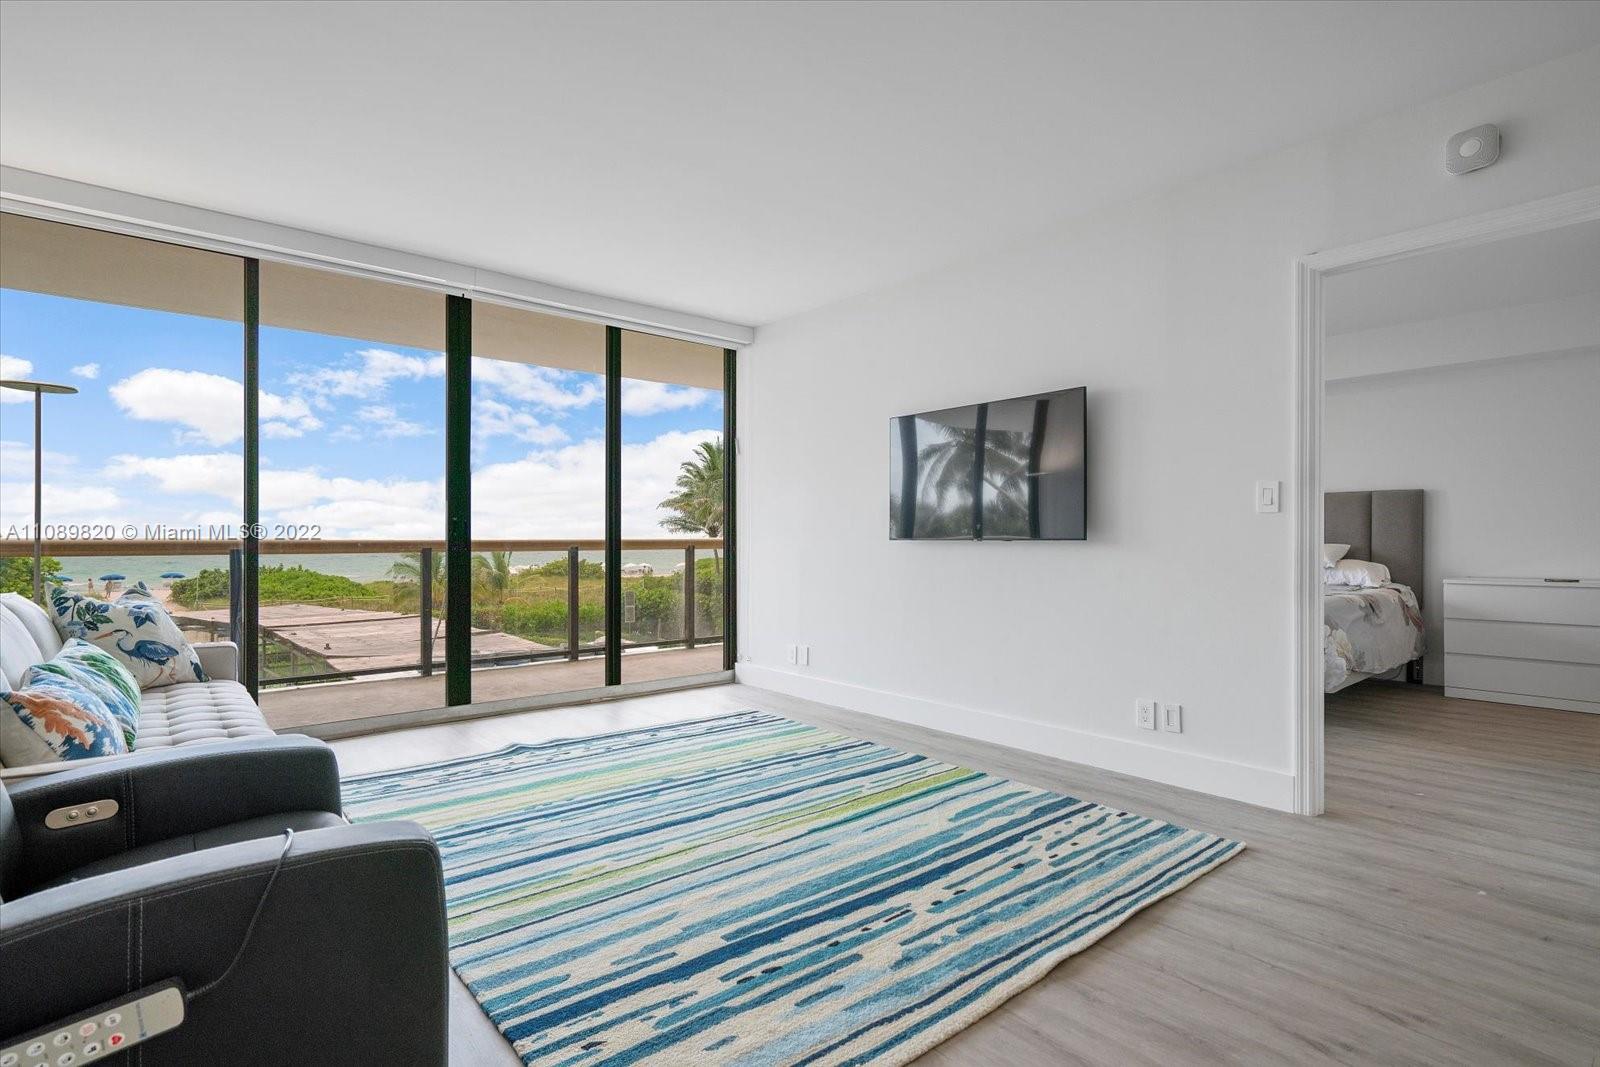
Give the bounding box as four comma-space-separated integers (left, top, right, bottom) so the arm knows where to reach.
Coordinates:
173, 602, 551, 675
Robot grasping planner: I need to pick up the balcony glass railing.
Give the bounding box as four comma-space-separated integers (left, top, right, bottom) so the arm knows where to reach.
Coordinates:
1, 537, 725, 695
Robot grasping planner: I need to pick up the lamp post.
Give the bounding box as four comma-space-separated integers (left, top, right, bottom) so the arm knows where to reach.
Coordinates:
0, 378, 78, 603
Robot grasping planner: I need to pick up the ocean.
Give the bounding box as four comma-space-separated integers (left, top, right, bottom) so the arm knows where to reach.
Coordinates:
47, 548, 709, 591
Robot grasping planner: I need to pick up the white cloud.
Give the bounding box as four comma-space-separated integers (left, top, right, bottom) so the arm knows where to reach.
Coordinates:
0, 478, 130, 524
70, 363, 101, 380
472, 428, 720, 539
0, 356, 34, 403
110, 369, 318, 445
0, 438, 77, 470
621, 378, 712, 416
471, 358, 602, 411
470, 397, 568, 447
99, 451, 445, 539
8, 428, 720, 544
0, 442, 123, 532
104, 452, 243, 504
260, 468, 444, 539
289, 347, 445, 401
357, 405, 433, 439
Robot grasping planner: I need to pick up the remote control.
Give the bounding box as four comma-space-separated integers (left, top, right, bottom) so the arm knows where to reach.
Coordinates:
2, 981, 184, 1066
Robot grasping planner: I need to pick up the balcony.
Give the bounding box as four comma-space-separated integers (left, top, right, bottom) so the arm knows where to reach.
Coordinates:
3, 537, 726, 731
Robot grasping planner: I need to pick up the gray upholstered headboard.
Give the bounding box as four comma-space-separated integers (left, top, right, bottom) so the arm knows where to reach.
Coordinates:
1325, 490, 1424, 605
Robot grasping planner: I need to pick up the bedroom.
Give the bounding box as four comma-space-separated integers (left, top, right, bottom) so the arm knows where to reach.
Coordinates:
1319, 216, 1600, 798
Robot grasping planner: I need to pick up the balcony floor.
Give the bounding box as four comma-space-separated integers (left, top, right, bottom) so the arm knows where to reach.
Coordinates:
260, 644, 726, 730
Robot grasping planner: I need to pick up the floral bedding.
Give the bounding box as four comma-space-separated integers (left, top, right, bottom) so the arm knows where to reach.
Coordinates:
1324, 582, 1425, 691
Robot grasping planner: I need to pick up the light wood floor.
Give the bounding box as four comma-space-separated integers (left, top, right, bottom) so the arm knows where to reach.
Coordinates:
328, 682, 1600, 1066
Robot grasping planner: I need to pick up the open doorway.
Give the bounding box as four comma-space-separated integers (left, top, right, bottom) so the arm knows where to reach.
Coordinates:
1293, 190, 1600, 815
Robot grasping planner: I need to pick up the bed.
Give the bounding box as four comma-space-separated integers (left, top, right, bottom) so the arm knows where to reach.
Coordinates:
1324, 489, 1426, 693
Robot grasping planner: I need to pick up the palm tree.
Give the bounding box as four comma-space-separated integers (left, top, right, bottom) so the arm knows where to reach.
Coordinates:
658, 438, 725, 577
913, 414, 1032, 536
472, 550, 514, 600
389, 551, 447, 630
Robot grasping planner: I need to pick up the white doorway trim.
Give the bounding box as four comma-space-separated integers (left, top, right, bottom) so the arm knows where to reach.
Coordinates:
1291, 184, 1600, 816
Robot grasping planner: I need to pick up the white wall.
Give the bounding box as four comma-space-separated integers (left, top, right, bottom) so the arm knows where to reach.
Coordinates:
737, 47, 1600, 811
1325, 293, 1600, 381
1325, 348, 1600, 682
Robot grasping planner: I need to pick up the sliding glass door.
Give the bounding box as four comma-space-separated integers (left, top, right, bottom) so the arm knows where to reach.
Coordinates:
0, 213, 733, 732
256, 261, 447, 727
470, 302, 608, 702
0, 214, 244, 648
619, 331, 728, 683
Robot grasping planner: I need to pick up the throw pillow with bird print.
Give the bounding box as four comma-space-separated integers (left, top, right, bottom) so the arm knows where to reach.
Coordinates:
47, 582, 210, 690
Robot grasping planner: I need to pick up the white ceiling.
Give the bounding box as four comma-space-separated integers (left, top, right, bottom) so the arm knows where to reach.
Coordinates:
3, 2, 1599, 327
1326, 219, 1600, 334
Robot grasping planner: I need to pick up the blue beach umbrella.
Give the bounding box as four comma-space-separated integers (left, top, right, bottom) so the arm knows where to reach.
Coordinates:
160, 572, 186, 579
47, 575, 67, 584
99, 573, 126, 581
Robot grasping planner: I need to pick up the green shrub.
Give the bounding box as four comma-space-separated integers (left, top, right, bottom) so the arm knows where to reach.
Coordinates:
530, 557, 606, 579
168, 568, 230, 606
496, 599, 605, 644
0, 556, 62, 596
259, 565, 373, 604
170, 565, 375, 609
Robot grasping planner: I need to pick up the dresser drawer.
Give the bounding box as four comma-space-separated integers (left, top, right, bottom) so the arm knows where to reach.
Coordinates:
1443, 619, 1600, 665
1443, 654, 1600, 703
1443, 584, 1600, 626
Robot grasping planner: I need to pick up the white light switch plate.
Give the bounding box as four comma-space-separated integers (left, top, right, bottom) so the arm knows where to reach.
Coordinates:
1255, 480, 1280, 513
1161, 702, 1183, 733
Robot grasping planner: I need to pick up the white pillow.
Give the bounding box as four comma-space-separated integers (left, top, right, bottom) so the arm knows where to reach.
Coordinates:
1324, 558, 1390, 588
1322, 543, 1351, 566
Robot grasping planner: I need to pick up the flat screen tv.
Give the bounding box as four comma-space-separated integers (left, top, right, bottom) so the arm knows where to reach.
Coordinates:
890, 386, 1086, 540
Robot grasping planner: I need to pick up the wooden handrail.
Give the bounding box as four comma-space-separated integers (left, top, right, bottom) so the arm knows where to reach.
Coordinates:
0, 537, 724, 558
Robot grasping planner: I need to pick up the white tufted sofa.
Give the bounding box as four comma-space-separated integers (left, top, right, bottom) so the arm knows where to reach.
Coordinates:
0, 591, 274, 778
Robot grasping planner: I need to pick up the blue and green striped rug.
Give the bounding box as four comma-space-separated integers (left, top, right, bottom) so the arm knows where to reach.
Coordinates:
343, 710, 1243, 1065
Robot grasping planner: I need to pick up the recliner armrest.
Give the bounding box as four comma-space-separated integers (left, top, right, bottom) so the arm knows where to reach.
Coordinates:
192, 640, 240, 681
0, 822, 447, 1065
5, 736, 342, 893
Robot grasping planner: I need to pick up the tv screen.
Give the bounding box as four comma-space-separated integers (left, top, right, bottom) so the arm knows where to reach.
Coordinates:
889, 386, 1085, 540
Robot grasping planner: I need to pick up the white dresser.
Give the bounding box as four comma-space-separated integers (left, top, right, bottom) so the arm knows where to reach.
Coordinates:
1442, 578, 1600, 714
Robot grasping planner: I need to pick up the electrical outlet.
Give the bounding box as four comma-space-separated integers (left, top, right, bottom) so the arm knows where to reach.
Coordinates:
799, 645, 811, 666
1161, 702, 1183, 733
786, 645, 798, 665
1136, 699, 1157, 730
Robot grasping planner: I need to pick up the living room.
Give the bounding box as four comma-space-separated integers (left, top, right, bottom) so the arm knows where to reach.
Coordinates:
2, 3, 1597, 1065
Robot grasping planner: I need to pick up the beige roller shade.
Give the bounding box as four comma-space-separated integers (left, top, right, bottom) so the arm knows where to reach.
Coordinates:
1, 212, 243, 320
2, 214, 725, 386
472, 298, 604, 376
260, 258, 444, 350
621, 329, 724, 390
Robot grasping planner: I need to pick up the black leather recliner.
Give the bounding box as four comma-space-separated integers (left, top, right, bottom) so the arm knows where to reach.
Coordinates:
0, 736, 448, 1065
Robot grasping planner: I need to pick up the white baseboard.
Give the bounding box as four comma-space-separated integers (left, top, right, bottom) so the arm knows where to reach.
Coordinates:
1443, 686, 1598, 715
736, 664, 1298, 812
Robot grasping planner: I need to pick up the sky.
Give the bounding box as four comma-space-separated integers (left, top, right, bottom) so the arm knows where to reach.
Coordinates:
0, 288, 723, 544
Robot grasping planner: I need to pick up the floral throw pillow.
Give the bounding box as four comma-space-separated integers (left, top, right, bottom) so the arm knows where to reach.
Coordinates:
24, 638, 142, 748
48, 583, 209, 690
0, 672, 130, 764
